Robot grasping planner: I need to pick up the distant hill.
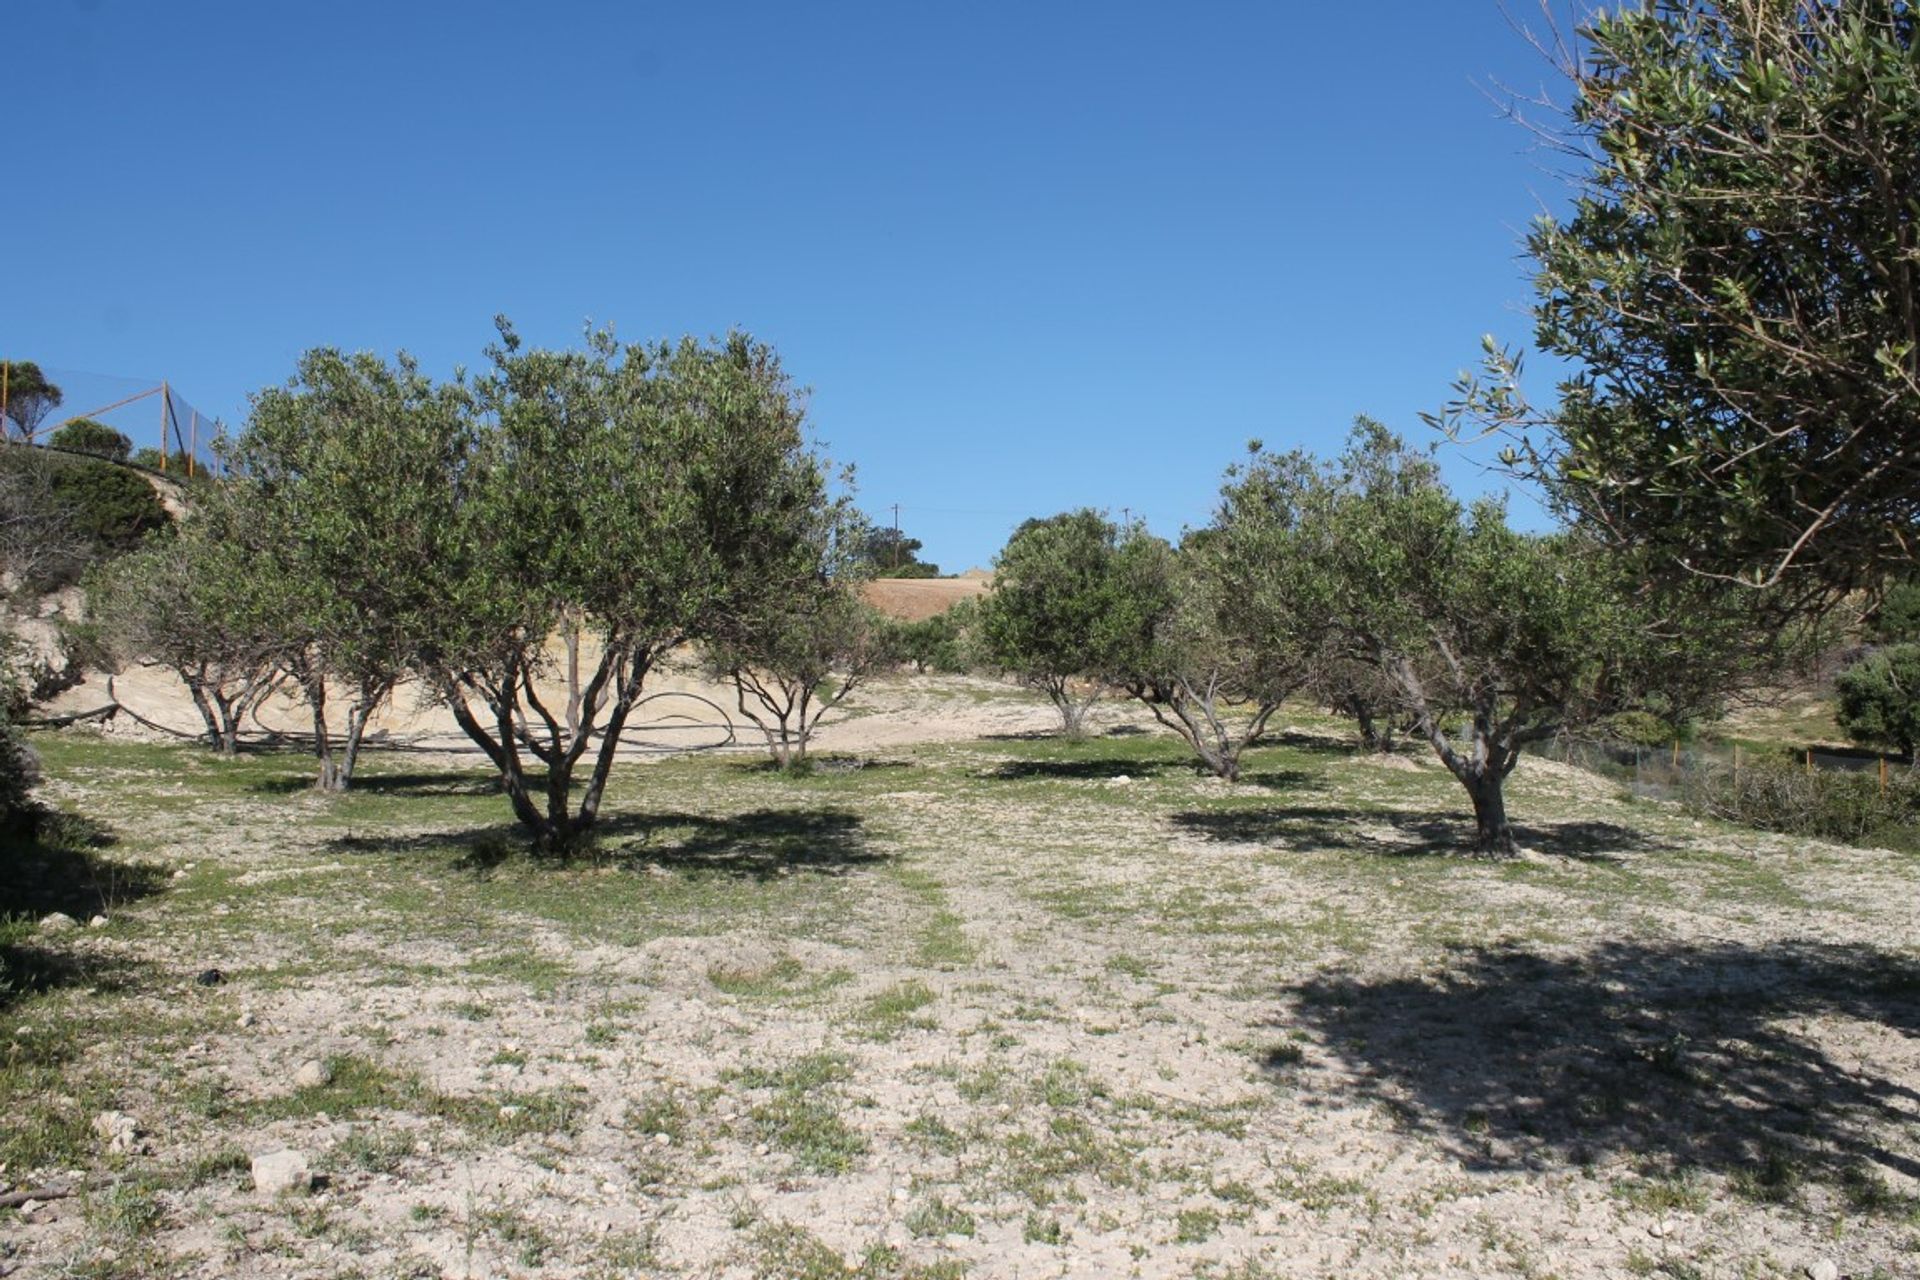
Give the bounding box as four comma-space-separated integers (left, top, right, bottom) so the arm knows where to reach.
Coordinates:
861, 576, 988, 621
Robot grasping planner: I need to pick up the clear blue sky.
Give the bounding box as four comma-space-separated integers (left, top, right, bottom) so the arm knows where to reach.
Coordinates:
9, 1, 1578, 570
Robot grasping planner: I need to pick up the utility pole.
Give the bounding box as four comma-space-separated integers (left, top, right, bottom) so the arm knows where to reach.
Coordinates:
892, 503, 901, 571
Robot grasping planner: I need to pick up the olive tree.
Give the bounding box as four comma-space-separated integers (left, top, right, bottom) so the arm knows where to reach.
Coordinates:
415, 323, 839, 848
86, 527, 284, 755
1114, 452, 1333, 780
1443, 1, 1920, 604
1310, 422, 1739, 855
1836, 645, 1920, 762
978, 509, 1154, 737
218, 350, 470, 790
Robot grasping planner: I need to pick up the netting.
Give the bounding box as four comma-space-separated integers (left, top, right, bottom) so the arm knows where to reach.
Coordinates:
3, 363, 228, 477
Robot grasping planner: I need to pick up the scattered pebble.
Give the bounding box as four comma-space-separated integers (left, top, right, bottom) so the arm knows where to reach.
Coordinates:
87, 915, 108, 929
293, 1060, 333, 1090
37, 912, 78, 935
251, 1149, 311, 1195
1806, 1261, 1839, 1280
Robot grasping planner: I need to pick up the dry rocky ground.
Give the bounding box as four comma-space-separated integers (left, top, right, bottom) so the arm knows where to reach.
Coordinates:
2, 676, 1917, 1280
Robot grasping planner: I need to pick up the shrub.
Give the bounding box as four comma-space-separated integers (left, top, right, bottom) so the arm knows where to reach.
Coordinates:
49, 419, 131, 462
1687, 756, 1920, 852
46, 453, 170, 555
1835, 644, 1920, 759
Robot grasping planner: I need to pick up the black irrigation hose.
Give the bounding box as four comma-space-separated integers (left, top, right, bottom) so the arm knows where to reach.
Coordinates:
69, 679, 740, 757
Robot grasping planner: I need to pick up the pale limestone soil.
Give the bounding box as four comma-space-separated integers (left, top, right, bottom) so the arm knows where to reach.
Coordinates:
4, 715, 1918, 1280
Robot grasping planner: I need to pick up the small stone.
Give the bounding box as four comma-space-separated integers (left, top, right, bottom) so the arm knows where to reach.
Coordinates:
498, 1105, 524, 1120
171, 869, 190, 881
651, 1131, 671, 1147
251, 1149, 311, 1195
753, 1143, 771, 1157
1805, 1262, 1839, 1280
1649, 1220, 1670, 1239
237, 1012, 257, 1029
87, 915, 108, 929
891, 1187, 910, 1203
18, 1198, 41, 1216
293, 1060, 333, 1090
37, 912, 78, 935
940, 1233, 969, 1249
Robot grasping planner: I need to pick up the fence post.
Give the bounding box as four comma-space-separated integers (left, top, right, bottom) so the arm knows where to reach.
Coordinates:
1806, 748, 1814, 777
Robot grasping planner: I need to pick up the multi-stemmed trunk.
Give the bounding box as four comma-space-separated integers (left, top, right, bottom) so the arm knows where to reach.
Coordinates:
441, 632, 665, 851
729, 665, 861, 769
300, 665, 395, 792
1033, 673, 1102, 739
1127, 671, 1284, 782
183, 662, 276, 757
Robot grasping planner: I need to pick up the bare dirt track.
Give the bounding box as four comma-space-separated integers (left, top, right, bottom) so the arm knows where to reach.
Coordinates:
4, 679, 1918, 1280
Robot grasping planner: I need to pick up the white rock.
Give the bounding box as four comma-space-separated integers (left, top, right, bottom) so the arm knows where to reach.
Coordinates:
18, 1199, 41, 1216
171, 869, 190, 881
1649, 1219, 1670, 1239
236, 1012, 257, 1029
91, 1110, 140, 1153
87, 915, 108, 929
1805, 1262, 1839, 1280
293, 1060, 333, 1089
651, 1132, 671, 1147
251, 1149, 311, 1195
37, 912, 79, 935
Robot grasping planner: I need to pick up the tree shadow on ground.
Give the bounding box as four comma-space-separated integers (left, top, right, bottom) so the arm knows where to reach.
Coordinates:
1170, 805, 1669, 862
249, 770, 502, 798
988, 757, 1182, 781
326, 807, 880, 882
0, 813, 157, 1013
1280, 940, 1920, 1198
0, 812, 168, 920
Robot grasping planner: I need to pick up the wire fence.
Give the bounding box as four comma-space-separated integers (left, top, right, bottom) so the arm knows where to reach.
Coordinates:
1527, 734, 1907, 803
3, 363, 228, 478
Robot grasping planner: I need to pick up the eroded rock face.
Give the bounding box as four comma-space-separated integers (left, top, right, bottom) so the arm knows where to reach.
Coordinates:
2, 584, 88, 702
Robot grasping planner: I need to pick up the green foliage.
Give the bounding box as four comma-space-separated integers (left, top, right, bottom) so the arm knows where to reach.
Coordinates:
49, 418, 131, 461
1297, 421, 1752, 852
1689, 756, 1920, 853
219, 347, 472, 788
1455, 2, 1920, 598
0, 360, 62, 440
1871, 582, 1920, 645
859, 525, 938, 577
85, 525, 283, 754
979, 509, 1156, 736
1835, 644, 1920, 758
703, 503, 891, 768
47, 451, 170, 553
893, 601, 976, 674
1114, 447, 1336, 778
0, 668, 39, 828
0, 447, 168, 590
410, 321, 843, 844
